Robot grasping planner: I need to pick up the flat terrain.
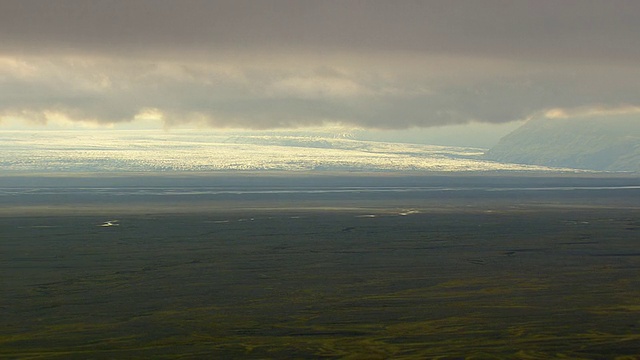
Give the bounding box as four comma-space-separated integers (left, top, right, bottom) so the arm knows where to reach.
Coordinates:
2, 180, 640, 359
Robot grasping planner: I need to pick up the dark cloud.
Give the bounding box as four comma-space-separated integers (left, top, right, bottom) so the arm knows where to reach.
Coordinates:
1, 1, 640, 130
1, 0, 640, 63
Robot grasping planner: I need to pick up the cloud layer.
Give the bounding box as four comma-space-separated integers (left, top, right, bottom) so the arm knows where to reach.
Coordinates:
1, 1, 640, 129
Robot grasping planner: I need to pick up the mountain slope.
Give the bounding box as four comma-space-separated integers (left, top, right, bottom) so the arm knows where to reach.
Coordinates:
485, 114, 640, 172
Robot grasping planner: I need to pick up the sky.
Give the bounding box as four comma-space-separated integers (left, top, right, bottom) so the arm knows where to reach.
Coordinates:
1, 0, 640, 147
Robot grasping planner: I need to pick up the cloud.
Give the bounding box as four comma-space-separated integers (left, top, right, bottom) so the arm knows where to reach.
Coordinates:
1, 1, 640, 130
2, 1, 640, 64
544, 105, 640, 119
2, 55, 640, 130
267, 75, 368, 99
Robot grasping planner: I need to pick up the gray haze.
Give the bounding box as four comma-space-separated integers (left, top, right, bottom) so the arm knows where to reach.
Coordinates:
1, 0, 640, 133
486, 112, 640, 171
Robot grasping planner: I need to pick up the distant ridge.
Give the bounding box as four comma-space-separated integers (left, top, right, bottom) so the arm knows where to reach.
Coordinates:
485, 114, 640, 172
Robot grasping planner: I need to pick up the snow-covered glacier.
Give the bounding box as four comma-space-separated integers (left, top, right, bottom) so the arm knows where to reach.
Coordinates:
0, 130, 570, 173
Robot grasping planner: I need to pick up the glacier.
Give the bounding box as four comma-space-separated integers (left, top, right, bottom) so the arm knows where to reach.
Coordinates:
0, 130, 574, 173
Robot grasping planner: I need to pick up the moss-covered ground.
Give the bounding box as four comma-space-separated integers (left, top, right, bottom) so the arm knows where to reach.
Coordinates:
2, 205, 640, 359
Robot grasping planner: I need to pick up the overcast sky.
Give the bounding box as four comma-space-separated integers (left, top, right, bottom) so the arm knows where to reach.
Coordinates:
1, 0, 639, 143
